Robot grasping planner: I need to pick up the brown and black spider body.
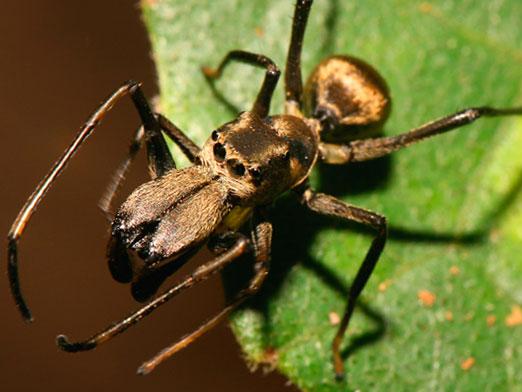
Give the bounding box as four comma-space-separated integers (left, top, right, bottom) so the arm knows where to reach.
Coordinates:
7, 0, 522, 379
110, 111, 320, 290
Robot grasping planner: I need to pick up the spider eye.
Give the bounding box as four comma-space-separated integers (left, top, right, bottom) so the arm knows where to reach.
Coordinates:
213, 143, 226, 161
250, 168, 263, 184
227, 159, 245, 177
211, 130, 219, 141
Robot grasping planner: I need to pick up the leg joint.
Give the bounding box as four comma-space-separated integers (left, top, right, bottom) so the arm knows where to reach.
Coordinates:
373, 214, 387, 232
124, 80, 141, 92
460, 108, 482, 122
267, 65, 281, 78
375, 216, 388, 239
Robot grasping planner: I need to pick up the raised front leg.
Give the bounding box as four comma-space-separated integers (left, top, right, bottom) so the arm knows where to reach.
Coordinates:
128, 83, 176, 178
300, 187, 387, 380
7, 80, 197, 321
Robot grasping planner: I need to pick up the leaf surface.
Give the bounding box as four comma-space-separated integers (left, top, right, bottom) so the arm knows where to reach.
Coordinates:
142, 1, 522, 390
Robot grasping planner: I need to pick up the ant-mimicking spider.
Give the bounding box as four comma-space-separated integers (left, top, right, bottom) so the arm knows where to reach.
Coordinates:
8, 0, 522, 379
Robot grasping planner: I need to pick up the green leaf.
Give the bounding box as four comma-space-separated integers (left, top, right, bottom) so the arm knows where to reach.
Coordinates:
141, 1, 522, 390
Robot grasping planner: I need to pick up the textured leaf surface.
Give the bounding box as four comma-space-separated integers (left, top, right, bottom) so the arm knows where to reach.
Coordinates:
142, 1, 522, 390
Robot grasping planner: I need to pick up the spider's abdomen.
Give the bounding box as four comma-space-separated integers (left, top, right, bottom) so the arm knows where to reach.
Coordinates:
304, 55, 391, 142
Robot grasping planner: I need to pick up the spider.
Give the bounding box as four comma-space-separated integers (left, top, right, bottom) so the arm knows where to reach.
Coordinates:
7, 0, 522, 379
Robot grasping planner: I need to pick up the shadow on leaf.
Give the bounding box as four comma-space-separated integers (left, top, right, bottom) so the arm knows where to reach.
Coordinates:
221, 146, 522, 378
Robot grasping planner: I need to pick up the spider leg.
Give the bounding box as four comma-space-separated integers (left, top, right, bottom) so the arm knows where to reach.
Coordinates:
299, 187, 387, 380
100, 112, 200, 222
7, 81, 167, 321
319, 106, 522, 164
156, 113, 201, 164
137, 218, 272, 375
56, 232, 251, 352
130, 247, 200, 302
284, 0, 313, 114
7, 80, 202, 321
104, 117, 200, 286
99, 125, 145, 222
202, 50, 280, 118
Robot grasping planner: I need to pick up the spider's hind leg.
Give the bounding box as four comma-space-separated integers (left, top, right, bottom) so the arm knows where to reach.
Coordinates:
299, 187, 387, 380
319, 106, 522, 164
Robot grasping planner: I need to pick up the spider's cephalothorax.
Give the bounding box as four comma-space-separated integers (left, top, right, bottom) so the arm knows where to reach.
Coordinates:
200, 111, 320, 204
8, 0, 522, 380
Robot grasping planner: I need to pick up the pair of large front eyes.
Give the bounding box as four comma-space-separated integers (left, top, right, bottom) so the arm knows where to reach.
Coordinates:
212, 142, 267, 183
213, 142, 246, 178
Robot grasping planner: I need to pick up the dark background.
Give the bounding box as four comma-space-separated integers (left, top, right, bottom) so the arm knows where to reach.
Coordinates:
1, 2, 298, 391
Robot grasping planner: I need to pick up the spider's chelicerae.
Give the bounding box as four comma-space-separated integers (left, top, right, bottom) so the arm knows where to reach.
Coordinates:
8, 0, 522, 379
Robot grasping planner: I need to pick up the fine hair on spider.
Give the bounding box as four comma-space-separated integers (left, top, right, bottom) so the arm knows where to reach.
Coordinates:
7, 0, 522, 380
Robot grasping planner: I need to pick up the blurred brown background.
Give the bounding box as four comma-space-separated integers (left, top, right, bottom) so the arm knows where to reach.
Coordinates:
1, 2, 298, 391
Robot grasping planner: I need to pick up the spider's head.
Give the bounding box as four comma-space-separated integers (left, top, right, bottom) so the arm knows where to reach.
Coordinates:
200, 111, 319, 205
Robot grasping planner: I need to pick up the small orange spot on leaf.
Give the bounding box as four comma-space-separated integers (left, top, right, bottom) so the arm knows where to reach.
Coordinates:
255, 26, 264, 37
505, 305, 522, 327
378, 279, 392, 292
486, 314, 496, 327
444, 311, 453, 321
449, 265, 460, 276
329, 311, 340, 326
418, 2, 433, 14
461, 357, 475, 371
417, 289, 436, 307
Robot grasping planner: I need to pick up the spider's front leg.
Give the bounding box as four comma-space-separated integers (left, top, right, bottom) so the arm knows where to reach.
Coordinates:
7, 81, 167, 321
7, 79, 202, 321
299, 187, 387, 380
